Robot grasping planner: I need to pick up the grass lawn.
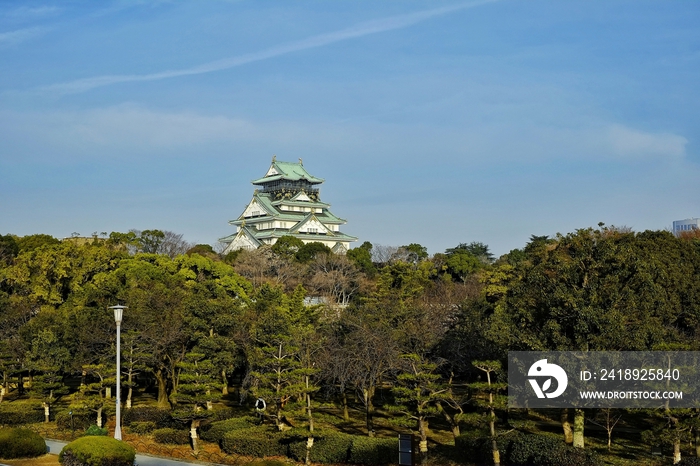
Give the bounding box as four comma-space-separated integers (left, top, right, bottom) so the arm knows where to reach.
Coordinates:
0, 455, 59, 465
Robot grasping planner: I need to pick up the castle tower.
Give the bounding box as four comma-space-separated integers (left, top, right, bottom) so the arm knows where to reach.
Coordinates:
220, 157, 357, 254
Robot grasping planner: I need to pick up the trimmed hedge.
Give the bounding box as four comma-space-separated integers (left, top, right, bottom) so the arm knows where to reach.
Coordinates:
200, 416, 256, 443
455, 431, 603, 466
221, 427, 401, 465
286, 430, 354, 464
220, 426, 287, 457
126, 421, 156, 435
0, 427, 46, 459
0, 402, 44, 425
211, 407, 238, 422
152, 428, 190, 445
349, 436, 399, 466
56, 410, 95, 432
122, 407, 175, 428
59, 436, 135, 466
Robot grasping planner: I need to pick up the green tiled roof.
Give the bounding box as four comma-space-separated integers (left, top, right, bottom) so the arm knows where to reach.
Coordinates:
229, 193, 346, 225
252, 160, 324, 185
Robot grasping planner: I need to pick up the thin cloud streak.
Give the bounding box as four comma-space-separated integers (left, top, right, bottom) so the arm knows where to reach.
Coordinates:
0, 26, 47, 46
40, 0, 497, 95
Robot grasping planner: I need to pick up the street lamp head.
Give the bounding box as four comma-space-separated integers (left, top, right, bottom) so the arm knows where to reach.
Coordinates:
108, 305, 127, 325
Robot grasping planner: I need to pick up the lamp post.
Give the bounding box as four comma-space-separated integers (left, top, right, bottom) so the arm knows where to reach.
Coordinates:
109, 305, 127, 440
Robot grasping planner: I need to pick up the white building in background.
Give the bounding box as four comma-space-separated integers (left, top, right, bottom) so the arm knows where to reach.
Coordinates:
220, 157, 357, 254
673, 218, 700, 234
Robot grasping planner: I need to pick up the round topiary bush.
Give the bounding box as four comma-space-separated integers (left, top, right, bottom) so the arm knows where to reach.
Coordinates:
59, 436, 135, 466
0, 427, 46, 459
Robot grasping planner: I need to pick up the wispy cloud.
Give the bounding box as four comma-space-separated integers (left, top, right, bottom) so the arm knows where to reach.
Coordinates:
4, 5, 61, 19
0, 26, 47, 46
607, 124, 687, 158
40, 0, 497, 95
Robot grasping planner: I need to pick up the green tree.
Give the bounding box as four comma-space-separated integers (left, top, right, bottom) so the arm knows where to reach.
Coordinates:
346, 241, 377, 277
390, 354, 448, 465
400, 243, 428, 264
27, 329, 70, 422
171, 351, 220, 454
446, 242, 494, 264
271, 235, 305, 260
468, 360, 507, 466
295, 242, 332, 263
0, 235, 19, 265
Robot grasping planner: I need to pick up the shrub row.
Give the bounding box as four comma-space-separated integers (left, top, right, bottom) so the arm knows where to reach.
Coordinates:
0, 427, 46, 459
122, 407, 175, 429
59, 436, 135, 466
200, 416, 256, 443
455, 431, 603, 466
221, 426, 287, 458
153, 427, 190, 445
0, 402, 44, 425
127, 421, 156, 435
220, 426, 399, 465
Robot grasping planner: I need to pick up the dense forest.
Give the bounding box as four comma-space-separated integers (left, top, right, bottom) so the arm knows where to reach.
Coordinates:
1, 225, 700, 465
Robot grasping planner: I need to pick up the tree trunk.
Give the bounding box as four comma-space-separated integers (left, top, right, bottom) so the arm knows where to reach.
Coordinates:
695, 430, 700, 458
561, 408, 573, 444
363, 385, 376, 436
221, 369, 228, 395
105, 386, 111, 399
436, 401, 460, 440
43, 403, 50, 423
126, 370, 133, 409
418, 418, 429, 466
573, 409, 585, 448
342, 391, 349, 421
190, 419, 201, 454
673, 438, 681, 464
155, 370, 169, 408
306, 384, 314, 465
96, 407, 103, 428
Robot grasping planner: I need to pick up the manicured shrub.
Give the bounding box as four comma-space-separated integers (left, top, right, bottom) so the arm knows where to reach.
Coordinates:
349, 436, 399, 465
200, 416, 256, 443
56, 410, 95, 432
286, 430, 353, 464
0, 427, 46, 459
220, 426, 286, 457
211, 407, 238, 421
58, 436, 135, 466
152, 428, 190, 445
122, 407, 175, 428
127, 421, 156, 435
84, 425, 108, 437
455, 431, 602, 466
0, 402, 44, 425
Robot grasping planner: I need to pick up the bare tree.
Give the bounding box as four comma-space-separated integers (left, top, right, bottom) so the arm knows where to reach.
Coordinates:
308, 253, 364, 307
371, 244, 399, 265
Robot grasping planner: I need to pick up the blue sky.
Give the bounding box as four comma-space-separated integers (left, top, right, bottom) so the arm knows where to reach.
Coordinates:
1, 0, 698, 256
